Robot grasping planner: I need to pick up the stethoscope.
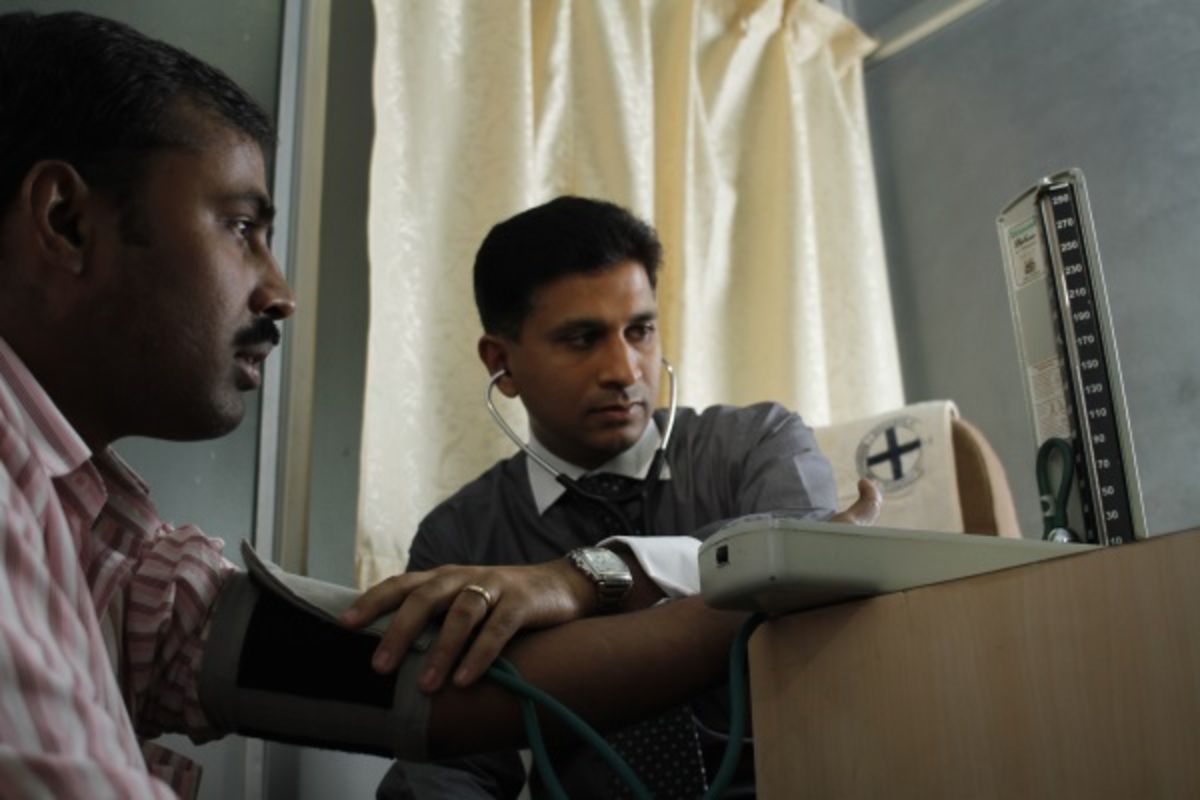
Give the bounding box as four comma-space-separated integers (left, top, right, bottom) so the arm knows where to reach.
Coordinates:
485, 358, 679, 538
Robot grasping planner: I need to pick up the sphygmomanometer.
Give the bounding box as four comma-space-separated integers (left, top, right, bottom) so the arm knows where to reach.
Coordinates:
198, 541, 758, 799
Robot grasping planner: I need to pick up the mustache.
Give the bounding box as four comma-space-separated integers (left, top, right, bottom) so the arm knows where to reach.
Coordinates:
234, 317, 282, 349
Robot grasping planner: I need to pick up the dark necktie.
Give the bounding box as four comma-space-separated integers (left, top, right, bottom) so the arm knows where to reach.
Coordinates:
572, 474, 709, 800
575, 473, 643, 538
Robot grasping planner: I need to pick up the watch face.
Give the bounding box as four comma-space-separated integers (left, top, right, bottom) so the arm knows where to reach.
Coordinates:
582, 548, 627, 575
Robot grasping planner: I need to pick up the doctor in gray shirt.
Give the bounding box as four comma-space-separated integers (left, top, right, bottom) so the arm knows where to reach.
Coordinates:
353, 196, 876, 799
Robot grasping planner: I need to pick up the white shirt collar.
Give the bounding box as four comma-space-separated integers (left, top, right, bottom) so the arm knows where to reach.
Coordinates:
525, 419, 671, 515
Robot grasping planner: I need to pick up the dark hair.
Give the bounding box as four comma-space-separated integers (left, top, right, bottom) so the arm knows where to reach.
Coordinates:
0, 11, 274, 213
473, 196, 663, 338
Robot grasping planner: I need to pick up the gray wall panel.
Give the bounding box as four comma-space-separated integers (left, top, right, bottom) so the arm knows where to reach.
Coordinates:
272, 3, 393, 799
858, 0, 1200, 536
844, 0, 931, 33
306, 0, 373, 589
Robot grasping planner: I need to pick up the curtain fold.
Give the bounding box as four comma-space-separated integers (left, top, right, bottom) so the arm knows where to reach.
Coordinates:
358, 0, 902, 585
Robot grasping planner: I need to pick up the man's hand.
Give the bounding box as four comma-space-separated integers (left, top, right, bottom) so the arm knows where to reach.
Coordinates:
340, 559, 595, 692
343, 483, 879, 696
830, 478, 883, 526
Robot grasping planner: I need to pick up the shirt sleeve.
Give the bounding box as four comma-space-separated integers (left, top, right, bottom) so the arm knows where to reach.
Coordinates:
0, 474, 179, 799
595, 405, 836, 599
729, 404, 838, 518
123, 522, 237, 742
406, 518, 451, 573
599, 535, 702, 597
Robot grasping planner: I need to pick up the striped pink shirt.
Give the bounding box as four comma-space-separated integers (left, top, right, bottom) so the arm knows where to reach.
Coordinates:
0, 337, 236, 799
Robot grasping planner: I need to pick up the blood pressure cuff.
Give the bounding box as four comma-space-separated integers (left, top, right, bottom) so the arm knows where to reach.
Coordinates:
198, 541, 435, 760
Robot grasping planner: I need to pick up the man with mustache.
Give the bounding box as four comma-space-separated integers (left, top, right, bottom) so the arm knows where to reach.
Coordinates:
371, 196, 874, 799
0, 12, 863, 798
0, 11, 295, 796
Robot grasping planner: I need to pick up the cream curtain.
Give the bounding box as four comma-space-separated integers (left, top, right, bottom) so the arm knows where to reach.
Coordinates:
357, 0, 903, 585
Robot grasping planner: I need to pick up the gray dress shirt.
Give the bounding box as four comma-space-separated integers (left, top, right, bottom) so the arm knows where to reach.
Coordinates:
378, 401, 836, 800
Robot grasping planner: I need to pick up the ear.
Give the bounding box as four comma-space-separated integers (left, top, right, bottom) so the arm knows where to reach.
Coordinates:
478, 334, 518, 398
25, 160, 93, 276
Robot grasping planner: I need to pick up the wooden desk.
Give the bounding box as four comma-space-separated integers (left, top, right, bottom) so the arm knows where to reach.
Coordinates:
748, 529, 1200, 798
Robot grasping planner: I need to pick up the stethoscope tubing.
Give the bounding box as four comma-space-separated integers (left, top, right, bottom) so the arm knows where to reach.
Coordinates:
485, 358, 678, 537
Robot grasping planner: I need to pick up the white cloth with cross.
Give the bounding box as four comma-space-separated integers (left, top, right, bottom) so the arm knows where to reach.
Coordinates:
814, 400, 965, 534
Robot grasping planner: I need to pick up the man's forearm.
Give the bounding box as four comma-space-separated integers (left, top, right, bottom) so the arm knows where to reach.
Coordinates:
425, 597, 746, 757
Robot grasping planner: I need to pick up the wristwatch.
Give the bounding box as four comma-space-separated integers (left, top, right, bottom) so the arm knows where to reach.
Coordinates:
566, 547, 633, 613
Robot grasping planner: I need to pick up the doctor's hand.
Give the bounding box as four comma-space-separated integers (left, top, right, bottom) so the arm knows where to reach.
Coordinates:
829, 478, 883, 526
340, 558, 600, 692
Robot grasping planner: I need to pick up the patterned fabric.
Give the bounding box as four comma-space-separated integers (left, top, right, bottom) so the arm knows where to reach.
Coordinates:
573, 473, 709, 800
608, 705, 709, 800
0, 337, 234, 799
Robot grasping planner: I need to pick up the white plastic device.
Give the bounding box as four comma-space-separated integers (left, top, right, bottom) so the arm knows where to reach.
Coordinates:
699, 515, 1091, 615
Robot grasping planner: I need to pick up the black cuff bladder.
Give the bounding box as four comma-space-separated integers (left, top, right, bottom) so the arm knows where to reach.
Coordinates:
198, 542, 434, 759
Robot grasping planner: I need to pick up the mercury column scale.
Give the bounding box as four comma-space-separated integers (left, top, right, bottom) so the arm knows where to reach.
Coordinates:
997, 169, 1146, 545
